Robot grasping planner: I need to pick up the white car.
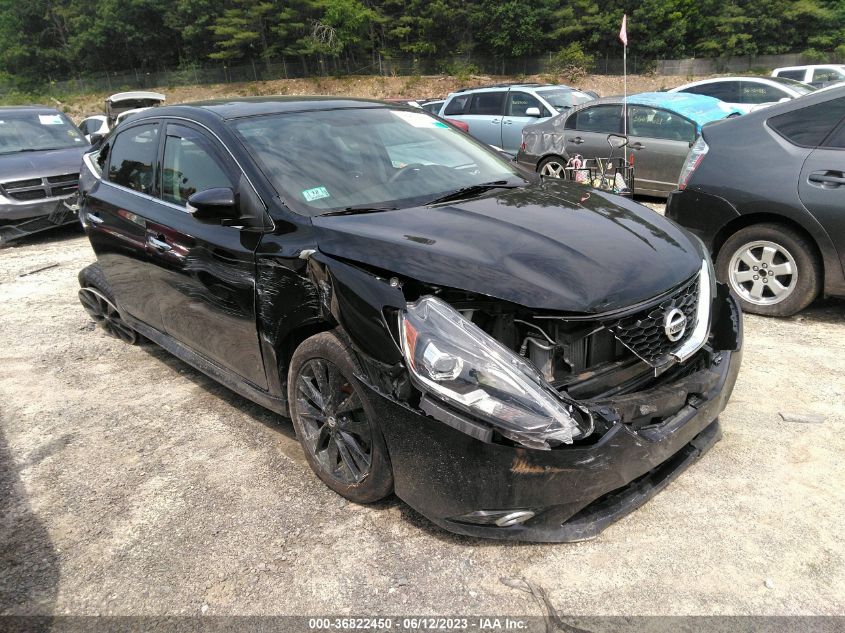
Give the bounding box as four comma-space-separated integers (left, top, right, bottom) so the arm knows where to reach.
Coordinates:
77, 91, 165, 142
668, 76, 815, 114
772, 64, 845, 88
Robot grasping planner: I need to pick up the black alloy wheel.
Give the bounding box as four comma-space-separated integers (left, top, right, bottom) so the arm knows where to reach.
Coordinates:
296, 358, 372, 485
288, 331, 393, 503
78, 286, 138, 344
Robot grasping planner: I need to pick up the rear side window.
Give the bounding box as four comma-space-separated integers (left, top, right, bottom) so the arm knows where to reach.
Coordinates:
566, 105, 623, 133
107, 123, 159, 194
768, 97, 845, 147
468, 92, 505, 116
775, 69, 805, 81
443, 95, 470, 116
681, 81, 739, 103
813, 68, 845, 83
628, 106, 696, 142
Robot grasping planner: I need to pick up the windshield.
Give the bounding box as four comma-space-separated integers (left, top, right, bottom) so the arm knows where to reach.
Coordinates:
769, 77, 817, 94
536, 88, 594, 111
0, 111, 86, 155
231, 107, 522, 216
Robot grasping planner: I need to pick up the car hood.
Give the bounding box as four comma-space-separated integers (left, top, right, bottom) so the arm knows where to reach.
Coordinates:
0, 146, 88, 181
313, 181, 702, 314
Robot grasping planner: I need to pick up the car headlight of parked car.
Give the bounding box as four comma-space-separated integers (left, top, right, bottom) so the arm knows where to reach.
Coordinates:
399, 296, 591, 449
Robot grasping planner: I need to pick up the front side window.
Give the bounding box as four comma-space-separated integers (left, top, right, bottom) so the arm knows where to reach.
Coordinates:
628, 106, 696, 142
107, 123, 159, 194
506, 92, 545, 117
768, 97, 845, 147
569, 105, 623, 133
740, 82, 789, 105
161, 126, 233, 206
231, 108, 521, 216
0, 111, 86, 155
468, 92, 505, 116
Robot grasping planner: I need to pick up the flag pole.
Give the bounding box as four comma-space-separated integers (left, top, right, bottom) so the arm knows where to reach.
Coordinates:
622, 14, 628, 164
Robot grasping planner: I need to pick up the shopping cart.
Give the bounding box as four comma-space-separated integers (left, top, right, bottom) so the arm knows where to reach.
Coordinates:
562, 134, 635, 197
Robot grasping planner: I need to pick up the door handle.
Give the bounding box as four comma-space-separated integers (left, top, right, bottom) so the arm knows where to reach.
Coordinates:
630, 142, 645, 150
503, 120, 513, 125
87, 212, 103, 224
491, 119, 500, 124
569, 137, 584, 145
809, 171, 845, 186
148, 236, 172, 252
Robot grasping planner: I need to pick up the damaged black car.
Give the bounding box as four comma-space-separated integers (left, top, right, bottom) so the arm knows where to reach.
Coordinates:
76, 98, 743, 542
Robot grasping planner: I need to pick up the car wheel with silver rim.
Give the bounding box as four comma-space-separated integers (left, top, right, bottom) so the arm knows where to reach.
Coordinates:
538, 156, 567, 179
716, 223, 821, 317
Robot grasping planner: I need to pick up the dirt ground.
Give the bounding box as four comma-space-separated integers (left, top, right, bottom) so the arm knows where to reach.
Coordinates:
1, 222, 844, 618
53, 73, 694, 121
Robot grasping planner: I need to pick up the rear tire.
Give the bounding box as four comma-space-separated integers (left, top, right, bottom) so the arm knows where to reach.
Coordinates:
78, 263, 139, 344
716, 223, 821, 317
287, 330, 393, 503
537, 155, 568, 179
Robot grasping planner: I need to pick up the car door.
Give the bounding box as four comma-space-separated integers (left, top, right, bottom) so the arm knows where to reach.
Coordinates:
563, 104, 624, 160
501, 91, 549, 153
147, 121, 268, 389
626, 105, 697, 195
457, 91, 506, 146
798, 117, 845, 279
85, 121, 168, 332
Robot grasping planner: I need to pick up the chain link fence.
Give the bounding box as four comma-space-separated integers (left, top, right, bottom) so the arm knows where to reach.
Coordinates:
4, 51, 841, 97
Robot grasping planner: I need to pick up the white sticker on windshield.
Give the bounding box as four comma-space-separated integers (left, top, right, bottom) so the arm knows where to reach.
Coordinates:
302, 186, 330, 202
38, 114, 64, 125
391, 110, 449, 129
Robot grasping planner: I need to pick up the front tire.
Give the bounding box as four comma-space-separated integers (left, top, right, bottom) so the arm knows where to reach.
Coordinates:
287, 331, 393, 503
716, 223, 821, 317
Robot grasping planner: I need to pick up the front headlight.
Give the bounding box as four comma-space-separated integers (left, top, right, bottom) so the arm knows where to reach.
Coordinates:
399, 296, 591, 449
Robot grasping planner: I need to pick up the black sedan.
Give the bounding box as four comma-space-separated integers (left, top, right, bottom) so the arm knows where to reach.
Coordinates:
76, 97, 742, 542
667, 85, 845, 316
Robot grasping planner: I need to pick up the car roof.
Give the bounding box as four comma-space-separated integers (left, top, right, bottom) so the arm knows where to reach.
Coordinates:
0, 105, 64, 115
673, 76, 785, 87
580, 92, 740, 124
774, 64, 845, 71
120, 96, 407, 123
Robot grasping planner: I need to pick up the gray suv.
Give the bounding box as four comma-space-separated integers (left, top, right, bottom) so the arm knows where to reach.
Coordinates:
438, 83, 594, 153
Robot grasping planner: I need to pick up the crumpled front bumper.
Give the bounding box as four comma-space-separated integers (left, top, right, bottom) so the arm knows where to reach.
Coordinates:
362, 286, 743, 542
0, 195, 79, 243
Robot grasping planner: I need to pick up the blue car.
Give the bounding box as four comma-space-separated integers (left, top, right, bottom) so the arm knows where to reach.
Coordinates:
516, 92, 741, 197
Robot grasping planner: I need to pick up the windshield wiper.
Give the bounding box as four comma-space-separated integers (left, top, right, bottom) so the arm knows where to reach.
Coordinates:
1, 147, 71, 155
320, 205, 399, 217
425, 180, 521, 206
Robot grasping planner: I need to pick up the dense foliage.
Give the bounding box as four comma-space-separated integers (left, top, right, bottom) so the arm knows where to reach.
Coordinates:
1, 0, 843, 85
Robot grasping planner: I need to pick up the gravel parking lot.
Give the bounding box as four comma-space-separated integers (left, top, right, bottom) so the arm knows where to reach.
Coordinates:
1, 223, 844, 618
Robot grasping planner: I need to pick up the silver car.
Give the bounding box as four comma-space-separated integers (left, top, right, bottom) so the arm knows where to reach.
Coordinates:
438, 83, 594, 153
516, 92, 741, 197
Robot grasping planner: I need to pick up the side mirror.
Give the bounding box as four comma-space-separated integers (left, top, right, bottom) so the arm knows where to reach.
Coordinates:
525, 107, 541, 117
87, 133, 105, 147
778, 97, 791, 103
187, 188, 239, 225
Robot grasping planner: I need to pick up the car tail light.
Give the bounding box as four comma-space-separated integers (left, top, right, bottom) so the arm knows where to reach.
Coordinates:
678, 136, 708, 190
521, 142, 526, 151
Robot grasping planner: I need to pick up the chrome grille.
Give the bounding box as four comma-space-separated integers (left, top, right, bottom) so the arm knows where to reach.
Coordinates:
607, 275, 700, 367
2, 173, 79, 201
